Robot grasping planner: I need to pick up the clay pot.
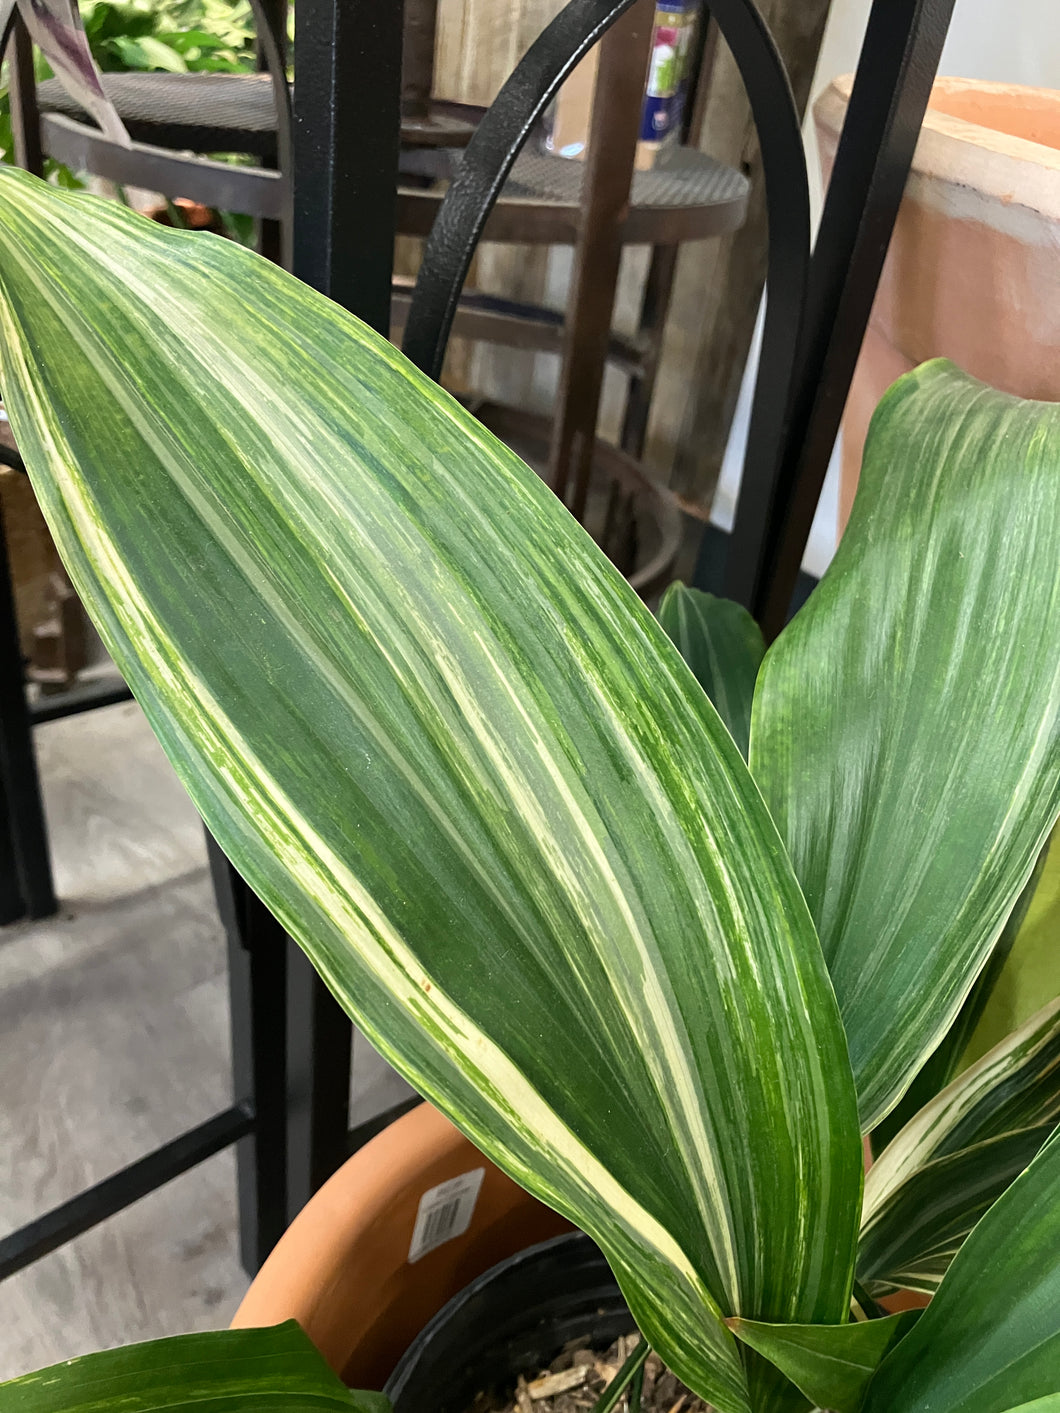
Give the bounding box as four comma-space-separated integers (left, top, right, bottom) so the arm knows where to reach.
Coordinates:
814, 76, 1060, 531
147, 198, 223, 232
230, 1102, 571, 1389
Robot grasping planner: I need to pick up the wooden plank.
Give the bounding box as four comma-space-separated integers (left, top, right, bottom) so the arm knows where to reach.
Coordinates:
435, 0, 564, 105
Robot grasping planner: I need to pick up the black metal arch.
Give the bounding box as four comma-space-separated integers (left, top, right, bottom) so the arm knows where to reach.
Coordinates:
248, 0, 294, 205
402, 0, 812, 404
402, 0, 636, 379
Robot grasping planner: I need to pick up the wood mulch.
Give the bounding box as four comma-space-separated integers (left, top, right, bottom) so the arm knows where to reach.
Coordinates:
470, 1334, 713, 1413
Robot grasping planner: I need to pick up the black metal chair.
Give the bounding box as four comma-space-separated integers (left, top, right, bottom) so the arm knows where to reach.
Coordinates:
4, 0, 744, 597
0, 0, 956, 1301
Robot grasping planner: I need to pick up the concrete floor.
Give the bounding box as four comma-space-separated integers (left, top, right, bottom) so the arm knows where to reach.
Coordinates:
0, 699, 411, 1381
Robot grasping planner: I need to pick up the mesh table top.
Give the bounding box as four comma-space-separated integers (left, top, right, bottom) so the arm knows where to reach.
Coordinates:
37, 71, 749, 236
37, 72, 279, 153
505, 145, 749, 212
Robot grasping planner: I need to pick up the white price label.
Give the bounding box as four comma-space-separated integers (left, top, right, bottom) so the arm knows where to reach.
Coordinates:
407, 1167, 485, 1264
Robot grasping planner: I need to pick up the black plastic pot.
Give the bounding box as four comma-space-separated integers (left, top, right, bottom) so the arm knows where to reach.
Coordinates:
384, 1232, 634, 1413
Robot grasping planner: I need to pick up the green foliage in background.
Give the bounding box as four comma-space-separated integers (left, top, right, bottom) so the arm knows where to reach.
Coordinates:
0, 0, 257, 181
82, 0, 256, 75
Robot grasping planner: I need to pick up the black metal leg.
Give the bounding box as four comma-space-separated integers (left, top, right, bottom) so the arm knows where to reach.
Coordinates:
284, 938, 352, 1219
209, 840, 353, 1248
281, 0, 404, 1216
722, 0, 956, 635
0, 773, 23, 926
0, 1107, 254, 1281
292, 0, 404, 328
9, 16, 45, 179
0, 500, 56, 923
210, 837, 290, 1272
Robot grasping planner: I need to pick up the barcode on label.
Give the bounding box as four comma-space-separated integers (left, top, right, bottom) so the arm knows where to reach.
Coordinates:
407, 1167, 485, 1264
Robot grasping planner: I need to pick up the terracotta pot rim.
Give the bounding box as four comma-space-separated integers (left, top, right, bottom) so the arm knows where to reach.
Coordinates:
230, 1103, 467, 1341
231, 1102, 571, 1387
816, 75, 1060, 226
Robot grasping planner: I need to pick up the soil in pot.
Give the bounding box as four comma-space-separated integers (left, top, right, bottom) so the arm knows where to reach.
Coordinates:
477, 1334, 710, 1413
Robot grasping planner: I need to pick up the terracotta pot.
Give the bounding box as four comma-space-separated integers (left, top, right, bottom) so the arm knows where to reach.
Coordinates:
814, 76, 1060, 532
231, 1102, 571, 1389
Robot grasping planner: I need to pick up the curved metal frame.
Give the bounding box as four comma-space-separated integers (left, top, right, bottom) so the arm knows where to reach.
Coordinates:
405, 0, 955, 637
740, 0, 957, 634
683, 0, 812, 607
402, 0, 637, 378
403, 0, 811, 399
248, 0, 293, 235
37, 113, 286, 210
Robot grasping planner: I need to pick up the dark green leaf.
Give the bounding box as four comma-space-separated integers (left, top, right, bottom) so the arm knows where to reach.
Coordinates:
729, 1311, 920, 1413
860, 999, 1060, 1293
0, 1321, 388, 1412
161, 29, 232, 53
863, 1129, 1060, 1411
110, 34, 188, 72
657, 585, 764, 758
859, 1126, 1053, 1295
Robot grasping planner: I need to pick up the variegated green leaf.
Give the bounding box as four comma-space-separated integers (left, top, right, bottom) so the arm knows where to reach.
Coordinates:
751, 361, 1060, 1131
727, 1311, 919, 1413
870, 838, 1051, 1156
866, 998, 1060, 1207
1000, 1402, 1060, 1413
0, 1322, 388, 1412
859, 998, 1060, 1293
0, 170, 863, 1413
862, 1129, 1060, 1411
859, 1126, 1052, 1294
657, 585, 764, 758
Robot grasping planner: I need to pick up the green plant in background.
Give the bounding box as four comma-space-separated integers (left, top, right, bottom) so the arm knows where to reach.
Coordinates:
0, 0, 257, 203
0, 166, 1058, 1413
82, 0, 256, 75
